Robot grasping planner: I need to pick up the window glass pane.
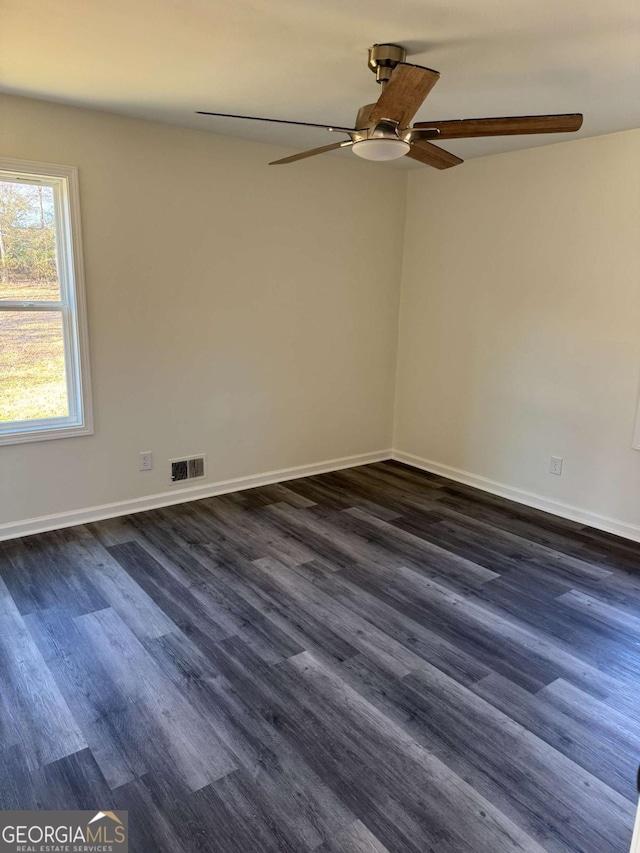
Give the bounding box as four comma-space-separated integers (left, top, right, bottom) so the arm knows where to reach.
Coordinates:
0, 180, 61, 302
0, 311, 69, 423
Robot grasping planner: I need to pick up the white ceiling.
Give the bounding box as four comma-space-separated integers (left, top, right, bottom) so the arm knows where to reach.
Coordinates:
2, 0, 639, 167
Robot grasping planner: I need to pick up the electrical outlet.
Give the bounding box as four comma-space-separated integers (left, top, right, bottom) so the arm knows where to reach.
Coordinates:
550, 456, 563, 476
139, 451, 153, 471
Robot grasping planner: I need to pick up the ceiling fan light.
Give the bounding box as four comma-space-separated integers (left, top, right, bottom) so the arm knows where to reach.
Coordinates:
351, 138, 410, 161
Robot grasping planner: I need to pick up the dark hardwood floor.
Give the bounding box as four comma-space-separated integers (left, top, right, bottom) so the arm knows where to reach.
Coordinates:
1, 460, 639, 852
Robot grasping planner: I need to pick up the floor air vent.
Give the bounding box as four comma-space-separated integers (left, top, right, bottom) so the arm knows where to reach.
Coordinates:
170, 455, 206, 483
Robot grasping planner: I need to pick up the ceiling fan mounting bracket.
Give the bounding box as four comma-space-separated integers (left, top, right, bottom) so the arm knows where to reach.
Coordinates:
367, 44, 407, 85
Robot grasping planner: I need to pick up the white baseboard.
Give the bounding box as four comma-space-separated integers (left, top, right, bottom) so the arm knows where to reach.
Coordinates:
5, 447, 639, 546
630, 801, 640, 853
0, 449, 392, 542
392, 449, 640, 544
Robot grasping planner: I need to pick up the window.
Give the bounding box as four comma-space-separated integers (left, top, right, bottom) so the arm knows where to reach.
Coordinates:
0, 159, 92, 444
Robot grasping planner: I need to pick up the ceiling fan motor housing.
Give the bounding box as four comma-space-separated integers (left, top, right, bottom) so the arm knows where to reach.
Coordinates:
368, 44, 407, 84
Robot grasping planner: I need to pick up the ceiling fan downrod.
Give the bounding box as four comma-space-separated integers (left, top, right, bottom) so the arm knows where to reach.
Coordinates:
367, 44, 407, 86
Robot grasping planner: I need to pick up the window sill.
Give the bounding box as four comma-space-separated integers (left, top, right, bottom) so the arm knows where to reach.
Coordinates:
0, 422, 94, 446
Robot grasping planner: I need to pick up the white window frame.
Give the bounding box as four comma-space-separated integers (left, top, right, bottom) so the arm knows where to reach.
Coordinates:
0, 158, 93, 445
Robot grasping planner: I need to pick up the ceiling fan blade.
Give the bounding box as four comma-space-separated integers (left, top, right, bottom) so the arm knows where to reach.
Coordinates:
368, 63, 440, 128
407, 141, 464, 169
196, 111, 356, 133
269, 141, 354, 165
412, 113, 583, 138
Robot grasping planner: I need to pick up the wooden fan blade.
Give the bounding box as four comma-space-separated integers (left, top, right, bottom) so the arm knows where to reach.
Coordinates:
197, 111, 356, 133
368, 63, 440, 128
412, 113, 583, 138
407, 141, 463, 169
269, 141, 353, 165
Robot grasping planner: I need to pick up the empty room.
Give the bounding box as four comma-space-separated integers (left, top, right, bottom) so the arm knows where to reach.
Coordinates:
1, 0, 640, 850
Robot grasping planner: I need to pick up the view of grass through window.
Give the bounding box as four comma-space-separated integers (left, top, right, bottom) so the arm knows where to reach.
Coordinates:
0, 180, 69, 423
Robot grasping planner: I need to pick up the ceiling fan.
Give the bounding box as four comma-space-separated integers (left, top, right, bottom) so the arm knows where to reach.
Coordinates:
197, 44, 583, 169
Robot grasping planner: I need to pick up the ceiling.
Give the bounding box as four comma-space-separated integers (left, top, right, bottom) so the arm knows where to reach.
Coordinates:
2, 0, 639, 167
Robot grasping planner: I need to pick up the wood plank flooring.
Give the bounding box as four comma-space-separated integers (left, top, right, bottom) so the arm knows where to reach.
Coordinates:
1, 460, 639, 852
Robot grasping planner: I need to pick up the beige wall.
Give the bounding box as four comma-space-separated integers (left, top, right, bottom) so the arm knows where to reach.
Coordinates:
395, 130, 640, 532
0, 94, 406, 527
